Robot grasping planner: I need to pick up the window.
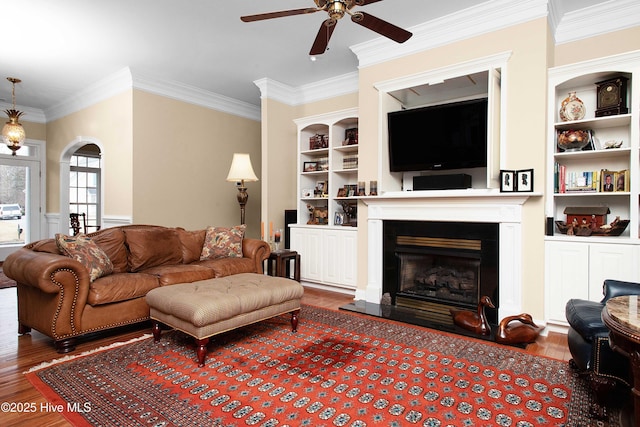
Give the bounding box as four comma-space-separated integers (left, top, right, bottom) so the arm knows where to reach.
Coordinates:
69, 147, 101, 234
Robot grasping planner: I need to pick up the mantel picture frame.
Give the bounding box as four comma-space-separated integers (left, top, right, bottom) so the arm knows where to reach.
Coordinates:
500, 170, 515, 192
516, 169, 534, 192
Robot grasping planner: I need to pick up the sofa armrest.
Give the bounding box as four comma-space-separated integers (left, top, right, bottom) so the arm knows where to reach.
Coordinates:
242, 238, 271, 274
4, 248, 91, 336
601, 279, 640, 303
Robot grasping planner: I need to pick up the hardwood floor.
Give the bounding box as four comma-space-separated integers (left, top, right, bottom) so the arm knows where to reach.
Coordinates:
0, 285, 571, 426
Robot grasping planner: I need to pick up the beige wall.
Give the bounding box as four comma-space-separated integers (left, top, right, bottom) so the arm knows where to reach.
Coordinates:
22, 120, 47, 142
43, 89, 261, 238
45, 90, 134, 216
554, 27, 640, 67
131, 90, 262, 236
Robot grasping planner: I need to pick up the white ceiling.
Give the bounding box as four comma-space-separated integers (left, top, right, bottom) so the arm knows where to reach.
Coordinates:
0, 0, 619, 119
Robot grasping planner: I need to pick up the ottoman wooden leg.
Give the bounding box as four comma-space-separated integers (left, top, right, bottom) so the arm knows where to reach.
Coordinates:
291, 309, 300, 332
195, 338, 210, 367
152, 321, 162, 342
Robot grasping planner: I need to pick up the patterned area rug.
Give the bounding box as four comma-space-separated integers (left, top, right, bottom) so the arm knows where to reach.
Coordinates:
26, 305, 620, 427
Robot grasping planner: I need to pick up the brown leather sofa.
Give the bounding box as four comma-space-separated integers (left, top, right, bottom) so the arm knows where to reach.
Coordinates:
3, 224, 270, 353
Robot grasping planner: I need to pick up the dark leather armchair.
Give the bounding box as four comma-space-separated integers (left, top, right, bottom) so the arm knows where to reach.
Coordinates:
566, 279, 640, 405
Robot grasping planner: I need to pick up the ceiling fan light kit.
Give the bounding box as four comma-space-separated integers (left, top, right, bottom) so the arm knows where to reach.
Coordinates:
241, 0, 412, 56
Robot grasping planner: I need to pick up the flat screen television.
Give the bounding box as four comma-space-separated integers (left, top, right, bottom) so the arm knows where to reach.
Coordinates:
388, 98, 488, 172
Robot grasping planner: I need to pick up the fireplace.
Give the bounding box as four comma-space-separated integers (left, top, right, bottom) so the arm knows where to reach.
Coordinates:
383, 221, 499, 327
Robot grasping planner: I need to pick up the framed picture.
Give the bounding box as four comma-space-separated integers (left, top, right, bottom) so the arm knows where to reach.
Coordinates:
334, 212, 345, 225
302, 188, 313, 198
500, 170, 515, 192
601, 170, 616, 192
303, 161, 318, 172
315, 180, 327, 196
615, 169, 629, 192
516, 169, 533, 192
336, 187, 347, 197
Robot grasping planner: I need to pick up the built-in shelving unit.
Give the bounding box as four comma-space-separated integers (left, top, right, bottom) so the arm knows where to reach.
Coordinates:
544, 50, 640, 330
290, 108, 359, 291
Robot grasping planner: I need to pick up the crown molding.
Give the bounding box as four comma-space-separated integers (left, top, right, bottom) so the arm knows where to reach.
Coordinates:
351, 0, 547, 69
554, 0, 640, 44
132, 71, 260, 122
45, 67, 260, 123
45, 67, 133, 122
254, 72, 358, 106
253, 78, 298, 106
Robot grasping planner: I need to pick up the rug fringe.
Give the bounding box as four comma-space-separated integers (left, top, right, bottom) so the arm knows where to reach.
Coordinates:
24, 333, 153, 374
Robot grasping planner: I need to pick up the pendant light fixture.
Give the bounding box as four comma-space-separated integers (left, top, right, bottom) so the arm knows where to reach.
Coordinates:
2, 77, 26, 156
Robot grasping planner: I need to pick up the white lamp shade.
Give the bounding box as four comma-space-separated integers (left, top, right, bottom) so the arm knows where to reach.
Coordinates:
226, 153, 258, 182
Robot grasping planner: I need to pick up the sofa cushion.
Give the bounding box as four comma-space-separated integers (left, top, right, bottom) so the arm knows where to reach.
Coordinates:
124, 227, 182, 272
55, 233, 114, 282
195, 257, 256, 278
88, 272, 159, 306
90, 227, 128, 274
141, 264, 216, 286
200, 225, 246, 260
177, 228, 206, 264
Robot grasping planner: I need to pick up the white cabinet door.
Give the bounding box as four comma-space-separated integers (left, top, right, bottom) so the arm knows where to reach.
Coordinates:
291, 226, 357, 289
589, 243, 638, 299
290, 227, 323, 282
545, 241, 589, 325
323, 228, 358, 288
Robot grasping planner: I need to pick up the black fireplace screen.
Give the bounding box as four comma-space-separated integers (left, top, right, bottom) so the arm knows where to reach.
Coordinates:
397, 252, 481, 306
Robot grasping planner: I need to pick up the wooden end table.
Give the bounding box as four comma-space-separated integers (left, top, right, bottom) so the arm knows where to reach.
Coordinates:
602, 295, 640, 424
266, 249, 300, 282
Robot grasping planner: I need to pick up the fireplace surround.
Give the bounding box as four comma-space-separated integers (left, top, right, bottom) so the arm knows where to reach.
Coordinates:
358, 191, 532, 325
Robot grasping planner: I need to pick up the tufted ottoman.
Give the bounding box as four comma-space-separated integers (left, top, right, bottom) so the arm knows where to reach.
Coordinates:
146, 272, 304, 366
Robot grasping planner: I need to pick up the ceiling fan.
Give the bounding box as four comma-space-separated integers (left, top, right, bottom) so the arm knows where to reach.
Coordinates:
241, 0, 412, 55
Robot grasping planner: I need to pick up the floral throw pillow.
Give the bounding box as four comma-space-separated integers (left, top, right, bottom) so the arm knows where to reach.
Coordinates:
200, 225, 246, 260
55, 233, 114, 282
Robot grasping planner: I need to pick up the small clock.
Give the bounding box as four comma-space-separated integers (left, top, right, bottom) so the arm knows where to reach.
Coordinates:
595, 77, 628, 117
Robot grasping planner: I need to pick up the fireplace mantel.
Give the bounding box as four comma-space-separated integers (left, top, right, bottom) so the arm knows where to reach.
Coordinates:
359, 190, 540, 321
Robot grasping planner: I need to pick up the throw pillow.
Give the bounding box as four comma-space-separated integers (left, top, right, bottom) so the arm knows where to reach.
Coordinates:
55, 233, 114, 282
123, 227, 183, 272
200, 225, 246, 260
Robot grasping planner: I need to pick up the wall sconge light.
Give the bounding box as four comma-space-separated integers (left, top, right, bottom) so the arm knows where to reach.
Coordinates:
226, 153, 258, 225
2, 77, 26, 156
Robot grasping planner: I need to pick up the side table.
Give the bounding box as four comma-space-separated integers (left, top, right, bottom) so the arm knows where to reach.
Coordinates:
266, 250, 300, 282
602, 295, 640, 425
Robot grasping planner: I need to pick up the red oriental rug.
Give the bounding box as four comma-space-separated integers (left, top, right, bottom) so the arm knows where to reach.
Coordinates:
25, 305, 619, 426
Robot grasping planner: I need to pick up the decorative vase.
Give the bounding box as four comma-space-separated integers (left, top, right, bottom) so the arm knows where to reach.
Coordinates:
559, 91, 586, 122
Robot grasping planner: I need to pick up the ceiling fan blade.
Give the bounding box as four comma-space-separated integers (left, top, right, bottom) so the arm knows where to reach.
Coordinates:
310, 20, 337, 55
351, 11, 412, 43
354, 0, 384, 6
241, 8, 319, 22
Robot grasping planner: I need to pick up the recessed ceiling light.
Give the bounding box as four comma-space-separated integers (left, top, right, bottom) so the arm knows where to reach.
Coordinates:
309, 56, 317, 62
